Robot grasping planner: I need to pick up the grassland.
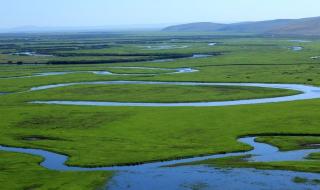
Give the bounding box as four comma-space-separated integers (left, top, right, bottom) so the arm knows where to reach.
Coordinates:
170, 155, 320, 173
255, 136, 320, 151
256, 136, 320, 160
1, 98, 320, 166
0, 151, 112, 190
0, 32, 320, 189
12, 84, 298, 103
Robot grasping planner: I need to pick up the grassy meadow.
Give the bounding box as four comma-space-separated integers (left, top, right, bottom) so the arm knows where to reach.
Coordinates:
0, 32, 320, 189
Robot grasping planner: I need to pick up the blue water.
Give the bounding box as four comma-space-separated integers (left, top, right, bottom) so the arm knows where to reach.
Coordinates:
30, 82, 320, 107
291, 46, 303, 51
143, 45, 189, 50
2, 62, 320, 189
0, 137, 319, 190
107, 167, 320, 190
0, 67, 198, 79
288, 40, 311, 43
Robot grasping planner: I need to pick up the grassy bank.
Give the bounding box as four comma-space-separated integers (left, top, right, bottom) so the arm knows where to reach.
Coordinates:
0, 151, 112, 190
12, 84, 299, 103
169, 155, 320, 173
1, 99, 320, 167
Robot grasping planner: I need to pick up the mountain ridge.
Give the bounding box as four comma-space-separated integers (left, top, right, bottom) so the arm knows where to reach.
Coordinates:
163, 16, 320, 35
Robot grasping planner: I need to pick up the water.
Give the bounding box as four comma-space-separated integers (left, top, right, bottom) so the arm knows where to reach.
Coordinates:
36, 71, 112, 76
150, 54, 212, 63
150, 59, 174, 63
3, 63, 320, 189
0, 67, 198, 79
0, 137, 319, 170
239, 137, 320, 162
288, 40, 311, 43
311, 56, 320, 60
91, 71, 113, 75
1, 53, 208, 79
30, 82, 320, 107
191, 54, 212, 59
10, 52, 53, 57
208, 43, 217, 46
0, 71, 112, 79
291, 46, 303, 51
143, 45, 189, 50
107, 167, 320, 190
0, 137, 319, 190
37, 67, 197, 77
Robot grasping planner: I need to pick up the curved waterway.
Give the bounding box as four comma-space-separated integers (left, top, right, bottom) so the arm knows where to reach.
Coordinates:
1, 52, 214, 79
30, 82, 320, 107
2, 64, 320, 189
35, 67, 198, 77
0, 137, 319, 189
0, 67, 198, 79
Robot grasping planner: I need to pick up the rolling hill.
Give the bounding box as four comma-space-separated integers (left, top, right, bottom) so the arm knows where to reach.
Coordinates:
163, 16, 320, 35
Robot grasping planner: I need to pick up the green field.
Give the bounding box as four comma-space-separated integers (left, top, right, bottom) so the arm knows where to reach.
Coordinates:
0, 152, 112, 190
1, 32, 320, 189
170, 154, 320, 173
13, 84, 298, 103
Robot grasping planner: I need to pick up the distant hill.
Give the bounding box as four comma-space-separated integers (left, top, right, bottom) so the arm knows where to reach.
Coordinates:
163, 22, 226, 32
163, 17, 320, 35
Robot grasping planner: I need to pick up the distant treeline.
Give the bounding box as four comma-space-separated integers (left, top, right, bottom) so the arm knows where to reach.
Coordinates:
1, 52, 222, 65
47, 58, 160, 65
0, 45, 112, 52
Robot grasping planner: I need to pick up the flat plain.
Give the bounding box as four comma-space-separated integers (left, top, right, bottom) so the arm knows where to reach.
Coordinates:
0, 32, 320, 189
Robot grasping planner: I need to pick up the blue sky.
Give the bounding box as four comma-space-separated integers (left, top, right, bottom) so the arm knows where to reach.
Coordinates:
1, 0, 320, 28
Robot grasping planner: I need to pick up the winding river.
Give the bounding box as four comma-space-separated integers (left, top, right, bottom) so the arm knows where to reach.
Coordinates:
0, 67, 198, 79
0, 137, 320, 189
1, 64, 320, 189
30, 81, 320, 107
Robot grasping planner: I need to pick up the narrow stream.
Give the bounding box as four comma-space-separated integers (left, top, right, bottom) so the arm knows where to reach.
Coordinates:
0, 67, 198, 79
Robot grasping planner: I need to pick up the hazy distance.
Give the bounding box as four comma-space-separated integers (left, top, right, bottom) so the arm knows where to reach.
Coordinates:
1, 0, 320, 31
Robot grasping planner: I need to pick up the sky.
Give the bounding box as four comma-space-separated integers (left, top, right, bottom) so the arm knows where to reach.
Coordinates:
1, 0, 320, 29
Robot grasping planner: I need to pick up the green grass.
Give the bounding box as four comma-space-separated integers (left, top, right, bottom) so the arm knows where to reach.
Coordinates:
105, 67, 171, 74
309, 153, 320, 160
292, 177, 320, 185
1, 34, 320, 189
0, 66, 170, 78
1, 63, 320, 93
255, 136, 320, 160
15, 84, 299, 103
293, 177, 320, 185
170, 155, 320, 173
0, 151, 112, 190
255, 136, 320, 151
293, 177, 309, 183
1, 98, 320, 167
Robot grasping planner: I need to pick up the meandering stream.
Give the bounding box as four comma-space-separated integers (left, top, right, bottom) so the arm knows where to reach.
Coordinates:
0, 67, 198, 79
0, 137, 319, 189
1, 63, 320, 189
30, 81, 320, 107
0, 53, 211, 80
